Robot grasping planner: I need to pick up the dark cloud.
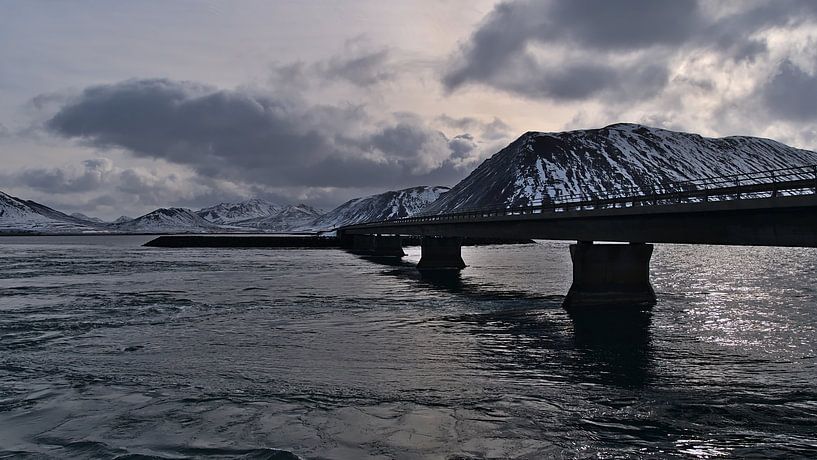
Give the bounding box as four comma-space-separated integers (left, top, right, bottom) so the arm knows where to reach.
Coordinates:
448, 134, 478, 159
762, 60, 817, 121
317, 49, 393, 86
729, 39, 768, 63
547, 0, 701, 50
115, 168, 250, 209
12, 158, 113, 193
443, 0, 817, 102
503, 60, 668, 101
270, 48, 394, 89
46, 78, 480, 191
369, 121, 444, 159
435, 114, 479, 130
442, 0, 686, 101
704, 0, 817, 53
481, 118, 511, 141
436, 114, 511, 141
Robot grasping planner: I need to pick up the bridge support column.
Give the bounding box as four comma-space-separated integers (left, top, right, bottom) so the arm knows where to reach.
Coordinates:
350, 234, 404, 257
371, 235, 405, 257
350, 234, 375, 254
337, 230, 353, 249
417, 237, 466, 271
563, 242, 656, 310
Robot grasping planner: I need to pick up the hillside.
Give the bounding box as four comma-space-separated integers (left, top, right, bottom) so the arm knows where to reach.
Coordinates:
422, 123, 817, 214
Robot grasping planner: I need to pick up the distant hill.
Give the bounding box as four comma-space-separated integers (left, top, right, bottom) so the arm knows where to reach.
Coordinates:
71, 212, 105, 224
113, 216, 134, 224
306, 186, 449, 230
0, 191, 102, 233
112, 208, 223, 233
196, 199, 284, 225
236, 204, 324, 232
6, 123, 815, 234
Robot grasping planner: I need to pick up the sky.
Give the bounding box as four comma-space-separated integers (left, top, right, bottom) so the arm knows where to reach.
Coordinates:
2, 0, 817, 220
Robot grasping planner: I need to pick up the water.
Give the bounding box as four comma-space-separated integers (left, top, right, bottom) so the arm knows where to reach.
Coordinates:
1, 236, 816, 458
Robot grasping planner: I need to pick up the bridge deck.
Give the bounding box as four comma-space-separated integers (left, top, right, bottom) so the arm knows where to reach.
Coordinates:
341, 165, 817, 247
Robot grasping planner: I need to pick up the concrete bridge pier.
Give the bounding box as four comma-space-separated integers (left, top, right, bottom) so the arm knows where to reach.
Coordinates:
371, 235, 405, 257
417, 237, 466, 271
349, 234, 405, 257
563, 241, 656, 310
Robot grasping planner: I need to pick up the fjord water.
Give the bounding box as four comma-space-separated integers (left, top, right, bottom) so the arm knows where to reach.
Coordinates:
1, 237, 815, 458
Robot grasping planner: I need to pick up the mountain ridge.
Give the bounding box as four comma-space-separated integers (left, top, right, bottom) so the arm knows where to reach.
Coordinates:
422, 123, 817, 214
305, 185, 450, 230
5, 123, 816, 233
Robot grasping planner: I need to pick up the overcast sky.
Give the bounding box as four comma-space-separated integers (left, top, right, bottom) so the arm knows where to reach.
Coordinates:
2, 0, 817, 219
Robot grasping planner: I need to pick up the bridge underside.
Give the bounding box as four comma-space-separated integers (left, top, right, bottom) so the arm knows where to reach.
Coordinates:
339, 194, 817, 309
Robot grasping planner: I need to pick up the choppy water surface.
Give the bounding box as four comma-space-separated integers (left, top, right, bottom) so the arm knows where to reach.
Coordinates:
1, 236, 816, 458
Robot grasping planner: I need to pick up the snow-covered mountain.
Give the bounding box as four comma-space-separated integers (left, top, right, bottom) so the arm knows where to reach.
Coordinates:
197, 199, 283, 225
0, 191, 101, 232
0, 193, 323, 234
113, 208, 224, 233
423, 123, 817, 214
237, 204, 324, 232
71, 212, 105, 223
308, 186, 449, 230
8, 123, 813, 233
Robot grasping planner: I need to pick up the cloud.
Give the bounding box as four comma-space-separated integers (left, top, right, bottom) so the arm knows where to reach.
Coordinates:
436, 114, 511, 141
45, 78, 484, 192
442, 0, 696, 100
2, 154, 266, 218
270, 41, 395, 90
547, 0, 702, 50
12, 158, 114, 193
317, 49, 394, 86
115, 167, 252, 209
761, 60, 817, 121
442, 0, 817, 103
448, 133, 478, 159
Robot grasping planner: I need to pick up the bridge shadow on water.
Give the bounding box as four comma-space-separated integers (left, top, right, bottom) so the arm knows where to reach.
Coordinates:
450, 305, 654, 388
362, 254, 563, 302
567, 308, 654, 387
362, 255, 654, 387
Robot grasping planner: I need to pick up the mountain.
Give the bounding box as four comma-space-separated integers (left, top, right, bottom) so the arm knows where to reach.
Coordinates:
422, 123, 817, 214
197, 199, 283, 225
71, 212, 105, 223
113, 208, 224, 233
0, 191, 100, 232
237, 204, 324, 232
308, 186, 449, 230
113, 216, 134, 224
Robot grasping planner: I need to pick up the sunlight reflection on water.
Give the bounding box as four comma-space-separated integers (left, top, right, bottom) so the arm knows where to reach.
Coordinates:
0, 236, 816, 458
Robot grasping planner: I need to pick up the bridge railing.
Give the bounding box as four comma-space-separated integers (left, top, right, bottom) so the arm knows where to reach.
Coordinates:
346, 164, 817, 228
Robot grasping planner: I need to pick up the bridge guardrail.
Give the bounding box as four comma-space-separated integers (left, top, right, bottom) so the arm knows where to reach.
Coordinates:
343, 164, 817, 229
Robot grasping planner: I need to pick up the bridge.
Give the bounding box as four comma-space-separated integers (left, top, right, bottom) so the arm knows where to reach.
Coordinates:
338, 165, 817, 309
